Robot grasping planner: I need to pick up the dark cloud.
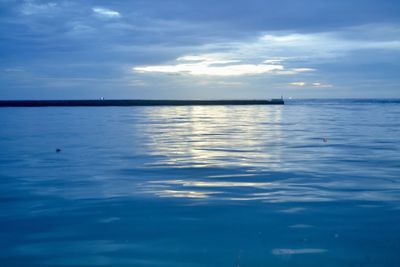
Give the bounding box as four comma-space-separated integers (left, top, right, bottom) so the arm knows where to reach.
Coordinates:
0, 0, 399, 99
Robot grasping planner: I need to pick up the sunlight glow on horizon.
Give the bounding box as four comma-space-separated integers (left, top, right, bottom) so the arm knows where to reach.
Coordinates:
132, 54, 317, 77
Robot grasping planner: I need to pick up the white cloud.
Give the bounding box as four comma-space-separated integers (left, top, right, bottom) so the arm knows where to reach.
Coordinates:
289, 82, 306, 86
177, 55, 213, 62
312, 82, 333, 88
4, 68, 24, 72
134, 55, 285, 76
203, 25, 400, 63
92, 7, 121, 19
292, 68, 315, 72
263, 58, 286, 64
133, 24, 400, 81
20, 0, 57, 15
262, 34, 307, 44
66, 22, 95, 36
275, 68, 316, 75
288, 81, 333, 88
133, 54, 318, 77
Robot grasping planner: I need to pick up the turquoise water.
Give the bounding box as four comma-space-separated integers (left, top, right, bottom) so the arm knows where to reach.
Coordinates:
0, 99, 400, 266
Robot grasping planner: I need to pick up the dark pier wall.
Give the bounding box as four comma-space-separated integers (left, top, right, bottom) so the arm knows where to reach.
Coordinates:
0, 99, 284, 107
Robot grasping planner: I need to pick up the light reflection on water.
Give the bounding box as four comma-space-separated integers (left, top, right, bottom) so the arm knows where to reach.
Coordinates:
1, 100, 400, 266
130, 104, 399, 203
140, 106, 283, 169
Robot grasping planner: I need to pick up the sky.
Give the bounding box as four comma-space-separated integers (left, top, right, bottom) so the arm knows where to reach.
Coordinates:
0, 0, 400, 99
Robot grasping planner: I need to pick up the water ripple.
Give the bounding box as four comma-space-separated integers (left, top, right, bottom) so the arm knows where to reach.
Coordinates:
1, 101, 400, 266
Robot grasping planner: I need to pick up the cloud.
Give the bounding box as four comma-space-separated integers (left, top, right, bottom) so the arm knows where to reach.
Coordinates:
3, 68, 24, 72
288, 81, 333, 88
292, 68, 315, 72
134, 55, 285, 76
206, 25, 400, 64
66, 21, 95, 36
196, 80, 245, 87
255, 28, 400, 59
20, 0, 57, 15
92, 7, 121, 19
275, 68, 316, 75
312, 82, 333, 88
263, 58, 286, 64
132, 24, 400, 80
289, 82, 306, 86
2, 0, 399, 99
133, 54, 318, 77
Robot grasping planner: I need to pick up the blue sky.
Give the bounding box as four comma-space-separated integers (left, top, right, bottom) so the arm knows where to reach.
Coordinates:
0, 0, 400, 99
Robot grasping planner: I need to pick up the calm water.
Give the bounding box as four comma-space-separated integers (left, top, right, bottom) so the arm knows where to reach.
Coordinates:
0, 99, 400, 266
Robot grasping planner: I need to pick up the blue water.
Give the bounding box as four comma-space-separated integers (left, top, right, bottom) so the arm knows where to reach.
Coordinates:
0, 99, 400, 266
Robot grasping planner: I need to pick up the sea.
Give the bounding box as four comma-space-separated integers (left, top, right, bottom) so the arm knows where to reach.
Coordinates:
0, 99, 399, 267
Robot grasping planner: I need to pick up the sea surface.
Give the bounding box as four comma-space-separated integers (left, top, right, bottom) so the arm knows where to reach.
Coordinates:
0, 99, 400, 267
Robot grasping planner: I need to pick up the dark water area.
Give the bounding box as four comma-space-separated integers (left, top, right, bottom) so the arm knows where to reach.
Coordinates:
0, 99, 400, 266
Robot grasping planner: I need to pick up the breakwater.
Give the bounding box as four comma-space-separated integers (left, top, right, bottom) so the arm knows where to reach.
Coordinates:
0, 99, 284, 107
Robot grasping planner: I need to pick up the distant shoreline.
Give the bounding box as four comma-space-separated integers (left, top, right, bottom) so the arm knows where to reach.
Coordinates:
0, 99, 284, 107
